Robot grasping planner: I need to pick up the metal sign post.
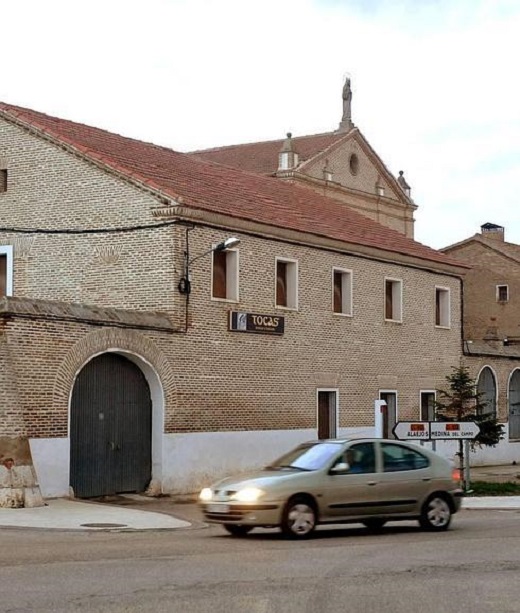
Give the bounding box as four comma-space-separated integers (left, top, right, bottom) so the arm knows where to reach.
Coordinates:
392, 421, 480, 492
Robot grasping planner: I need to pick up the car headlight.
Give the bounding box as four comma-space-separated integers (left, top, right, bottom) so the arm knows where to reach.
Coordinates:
199, 487, 213, 502
232, 487, 264, 503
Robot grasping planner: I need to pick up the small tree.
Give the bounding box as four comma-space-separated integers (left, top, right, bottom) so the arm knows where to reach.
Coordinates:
435, 364, 504, 489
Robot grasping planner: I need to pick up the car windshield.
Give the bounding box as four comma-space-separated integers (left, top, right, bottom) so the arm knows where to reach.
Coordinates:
266, 442, 342, 471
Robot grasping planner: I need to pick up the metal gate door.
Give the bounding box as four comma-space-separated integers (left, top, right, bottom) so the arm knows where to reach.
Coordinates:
509, 370, 520, 440
70, 353, 152, 498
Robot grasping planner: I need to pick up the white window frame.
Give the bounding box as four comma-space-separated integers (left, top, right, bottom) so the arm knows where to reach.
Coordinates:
435, 286, 451, 328
211, 246, 239, 302
384, 277, 402, 322
332, 267, 353, 316
275, 257, 298, 310
496, 284, 509, 302
0, 245, 13, 296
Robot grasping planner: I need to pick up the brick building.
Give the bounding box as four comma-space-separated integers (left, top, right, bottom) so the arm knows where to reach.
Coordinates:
442, 223, 520, 449
0, 96, 469, 500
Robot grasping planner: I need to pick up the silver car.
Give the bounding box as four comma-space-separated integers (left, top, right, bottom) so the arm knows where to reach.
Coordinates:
199, 438, 463, 538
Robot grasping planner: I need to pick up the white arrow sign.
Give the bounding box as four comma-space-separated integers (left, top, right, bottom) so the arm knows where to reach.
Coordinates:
393, 421, 480, 441
392, 422, 431, 440
429, 422, 480, 440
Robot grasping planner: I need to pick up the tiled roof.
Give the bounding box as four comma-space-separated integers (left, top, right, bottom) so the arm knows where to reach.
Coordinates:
190, 132, 347, 175
0, 102, 466, 270
443, 234, 520, 265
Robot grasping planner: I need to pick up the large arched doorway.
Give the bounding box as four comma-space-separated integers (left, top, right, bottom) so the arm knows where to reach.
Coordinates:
508, 369, 520, 440
70, 353, 152, 498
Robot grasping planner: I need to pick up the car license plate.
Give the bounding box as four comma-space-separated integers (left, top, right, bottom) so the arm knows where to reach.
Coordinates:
207, 503, 229, 513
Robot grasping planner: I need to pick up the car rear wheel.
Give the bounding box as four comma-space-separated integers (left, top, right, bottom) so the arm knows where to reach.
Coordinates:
419, 494, 452, 531
281, 497, 317, 538
362, 518, 387, 531
223, 524, 253, 537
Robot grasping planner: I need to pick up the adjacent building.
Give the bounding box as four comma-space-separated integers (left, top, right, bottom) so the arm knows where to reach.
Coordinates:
442, 223, 520, 451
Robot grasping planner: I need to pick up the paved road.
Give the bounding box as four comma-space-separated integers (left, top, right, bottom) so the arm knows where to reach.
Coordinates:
0, 508, 519, 613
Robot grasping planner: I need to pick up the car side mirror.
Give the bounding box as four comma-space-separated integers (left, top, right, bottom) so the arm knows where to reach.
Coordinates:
330, 462, 349, 474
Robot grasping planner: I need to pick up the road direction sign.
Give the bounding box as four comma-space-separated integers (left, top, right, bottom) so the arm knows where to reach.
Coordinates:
392, 422, 431, 440
429, 422, 480, 440
392, 421, 480, 441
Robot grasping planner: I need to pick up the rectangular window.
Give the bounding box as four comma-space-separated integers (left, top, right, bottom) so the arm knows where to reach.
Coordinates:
384, 278, 402, 322
0, 245, 13, 297
276, 258, 298, 309
317, 389, 338, 439
420, 391, 436, 421
435, 287, 451, 327
0, 169, 6, 193
497, 285, 509, 302
333, 268, 353, 315
379, 391, 398, 438
211, 247, 239, 301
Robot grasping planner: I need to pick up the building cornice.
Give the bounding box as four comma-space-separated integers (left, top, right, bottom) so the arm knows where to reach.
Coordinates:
153, 205, 467, 277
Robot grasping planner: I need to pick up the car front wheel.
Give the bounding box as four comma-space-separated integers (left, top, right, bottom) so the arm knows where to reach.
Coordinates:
281, 497, 317, 538
419, 494, 452, 531
223, 524, 253, 537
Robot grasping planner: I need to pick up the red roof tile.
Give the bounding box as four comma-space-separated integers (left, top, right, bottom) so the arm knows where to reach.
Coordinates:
190, 132, 346, 174
0, 102, 465, 270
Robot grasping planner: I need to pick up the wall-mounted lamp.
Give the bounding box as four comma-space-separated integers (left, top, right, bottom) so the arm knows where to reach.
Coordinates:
178, 236, 240, 295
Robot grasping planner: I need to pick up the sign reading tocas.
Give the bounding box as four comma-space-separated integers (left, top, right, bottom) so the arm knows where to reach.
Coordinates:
229, 311, 285, 335
393, 421, 480, 441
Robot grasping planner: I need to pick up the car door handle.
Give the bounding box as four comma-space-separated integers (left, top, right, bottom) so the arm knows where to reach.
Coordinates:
422, 477, 431, 482
367, 481, 378, 486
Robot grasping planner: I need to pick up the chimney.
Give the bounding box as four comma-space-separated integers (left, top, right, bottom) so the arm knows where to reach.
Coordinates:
277, 133, 299, 172
481, 223, 505, 242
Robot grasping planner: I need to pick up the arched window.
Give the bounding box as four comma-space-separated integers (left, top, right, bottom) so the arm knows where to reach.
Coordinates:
508, 369, 520, 440
477, 367, 497, 418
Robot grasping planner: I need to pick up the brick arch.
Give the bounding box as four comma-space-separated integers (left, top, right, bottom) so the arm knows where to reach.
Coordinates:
52, 328, 176, 415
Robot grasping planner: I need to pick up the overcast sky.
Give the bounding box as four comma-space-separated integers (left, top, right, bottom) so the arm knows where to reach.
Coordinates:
2, 0, 519, 249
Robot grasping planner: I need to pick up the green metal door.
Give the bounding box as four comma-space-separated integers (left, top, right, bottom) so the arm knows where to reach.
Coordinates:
70, 353, 152, 498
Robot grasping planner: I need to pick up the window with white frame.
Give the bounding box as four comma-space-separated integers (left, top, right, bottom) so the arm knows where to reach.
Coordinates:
211, 247, 239, 301
497, 285, 509, 302
384, 278, 402, 322
435, 287, 451, 327
0, 245, 13, 297
276, 258, 298, 309
332, 268, 352, 315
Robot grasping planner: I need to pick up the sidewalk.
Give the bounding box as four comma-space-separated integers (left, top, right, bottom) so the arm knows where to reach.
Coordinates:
0, 495, 195, 531
461, 462, 520, 510
0, 464, 518, 531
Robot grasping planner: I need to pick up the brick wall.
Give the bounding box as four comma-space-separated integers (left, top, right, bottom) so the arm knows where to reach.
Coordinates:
0, 116, 463, 439
444, 241, 520, 341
